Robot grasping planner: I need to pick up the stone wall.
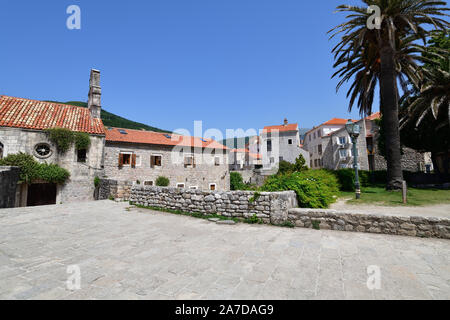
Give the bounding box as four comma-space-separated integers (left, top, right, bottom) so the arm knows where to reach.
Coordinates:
288, 208, 450, 239
0, 166, 20, 208
98, 179, 133, 201
130, 186, 298, 224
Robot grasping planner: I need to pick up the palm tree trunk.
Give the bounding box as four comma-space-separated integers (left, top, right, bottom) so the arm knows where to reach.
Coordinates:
379, 46, 404, 190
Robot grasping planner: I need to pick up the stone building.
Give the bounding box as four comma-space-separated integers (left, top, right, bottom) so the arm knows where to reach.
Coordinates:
104, 128, 230, 192
303, 118, 351, 169
0, 70, 105, 206
321, 113, 431, 172
260, 119, 310, 172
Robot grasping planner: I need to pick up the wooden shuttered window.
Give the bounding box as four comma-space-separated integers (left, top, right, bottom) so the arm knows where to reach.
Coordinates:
118, 153, 124, 167
131, 154, 137, 168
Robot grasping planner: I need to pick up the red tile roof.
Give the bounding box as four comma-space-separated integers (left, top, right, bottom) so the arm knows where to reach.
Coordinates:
365, 112, 381, 121
0, 95, 105, 135
322, 118, 353, 125
106, 127, 228, 150
263, 123, 298, 133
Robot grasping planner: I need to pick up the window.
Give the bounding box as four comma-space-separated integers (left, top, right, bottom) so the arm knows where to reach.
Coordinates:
144, 181, 154, 186
288, 139, 293, 145
313, 132, 316, 140
339, 137, 347, 145
177, 183, 185, 188
314, 159, 318, 167
318, 130, 322, 138
0, 142, 3, 159
318, 144, 323, 155
119, 152, 136, 168
309, 135, 311, 142
189, 186, 198, 190
184, 155, 195, 168
34, 143, 52, 158
77, 149, 87, 163
310, 160, 313, 167
270, 157, 275, 164
339, 149, 348, 159
267, 140, 272, 152
151, 155, 162, 167
279, 157, 284, 162
209, 183, 217, 191
214, 157, 220, 166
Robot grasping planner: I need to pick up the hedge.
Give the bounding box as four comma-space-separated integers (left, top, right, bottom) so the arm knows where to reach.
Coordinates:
260, 170, 340, 209
0, 153, 70, 184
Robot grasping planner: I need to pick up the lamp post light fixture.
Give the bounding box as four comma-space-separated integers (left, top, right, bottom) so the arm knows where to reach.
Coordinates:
345, 119, 361, 199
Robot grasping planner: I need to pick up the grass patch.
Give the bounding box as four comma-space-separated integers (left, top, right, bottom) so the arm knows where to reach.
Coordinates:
339, 187, 450, 207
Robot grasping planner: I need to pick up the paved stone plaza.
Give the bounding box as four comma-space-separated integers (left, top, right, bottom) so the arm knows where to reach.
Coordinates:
0, 201, 449, 300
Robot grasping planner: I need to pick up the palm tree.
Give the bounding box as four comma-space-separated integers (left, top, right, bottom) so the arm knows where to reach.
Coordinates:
329, 0, 449, 190
400, 66, 450, 129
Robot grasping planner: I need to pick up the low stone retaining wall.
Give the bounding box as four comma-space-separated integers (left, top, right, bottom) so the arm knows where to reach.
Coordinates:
288, 208, 450, 239
130, 186, 298, 224
98, 179, 133, 201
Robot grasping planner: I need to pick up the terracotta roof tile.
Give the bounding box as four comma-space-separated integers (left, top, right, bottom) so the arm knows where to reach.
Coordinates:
0, 95, 105, 135
106, 127, 228, 150
263, 123, 298, 133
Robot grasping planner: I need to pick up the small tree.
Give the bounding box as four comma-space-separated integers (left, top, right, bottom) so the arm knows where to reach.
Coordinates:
293, 154, 308, 172
230, 172, 244, 190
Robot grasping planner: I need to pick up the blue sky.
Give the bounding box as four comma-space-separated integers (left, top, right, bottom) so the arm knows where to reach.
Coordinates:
0, 0, 374, 136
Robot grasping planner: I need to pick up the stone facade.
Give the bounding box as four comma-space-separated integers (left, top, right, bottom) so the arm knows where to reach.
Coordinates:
104, 142, 230, 191
0, 166, 20, 208
130, 186, 298, 224
0, 127, 105, 204
288, 208, 450, 239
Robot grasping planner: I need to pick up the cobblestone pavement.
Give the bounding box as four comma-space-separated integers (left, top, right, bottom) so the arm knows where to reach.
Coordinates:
0, 201, 449, 300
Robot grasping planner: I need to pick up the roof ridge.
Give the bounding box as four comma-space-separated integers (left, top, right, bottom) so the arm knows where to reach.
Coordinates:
0, 95, 88, 112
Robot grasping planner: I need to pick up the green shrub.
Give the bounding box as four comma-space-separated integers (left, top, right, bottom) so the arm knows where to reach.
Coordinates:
260, 170, 339, 209
277, 155, 308, 175
249, 192, 261, 203
0, 152, 70, 184
230, 172, 245, 190
94, 176, 101, 188
333, 169, 388, 191
35, 163, 70, 184
73, 132, 91, 150
156, 176, 170, 187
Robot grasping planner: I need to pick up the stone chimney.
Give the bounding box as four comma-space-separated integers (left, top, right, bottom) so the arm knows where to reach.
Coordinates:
88, 69, 101, 119
284, 118, 288, 126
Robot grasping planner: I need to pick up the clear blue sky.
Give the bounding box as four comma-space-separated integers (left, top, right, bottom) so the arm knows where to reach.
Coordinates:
0, 0, 374, 136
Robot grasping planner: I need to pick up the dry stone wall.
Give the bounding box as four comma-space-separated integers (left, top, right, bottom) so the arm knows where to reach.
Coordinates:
130, 186, 298, 224
288, 208, 450, 239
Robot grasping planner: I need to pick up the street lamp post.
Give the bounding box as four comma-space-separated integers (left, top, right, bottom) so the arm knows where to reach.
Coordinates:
345, 119, 361, 200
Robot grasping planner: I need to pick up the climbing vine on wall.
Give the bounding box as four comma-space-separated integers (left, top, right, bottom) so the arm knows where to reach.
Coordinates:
45, 128, 91, 154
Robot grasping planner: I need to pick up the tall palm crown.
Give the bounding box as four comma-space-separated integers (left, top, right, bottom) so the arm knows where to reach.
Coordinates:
329, 0, 449, 190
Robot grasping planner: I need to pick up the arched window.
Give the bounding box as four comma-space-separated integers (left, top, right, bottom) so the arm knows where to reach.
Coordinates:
0, 142, 3, 160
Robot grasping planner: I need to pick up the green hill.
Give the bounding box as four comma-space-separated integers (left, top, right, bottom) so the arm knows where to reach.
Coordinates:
44, 101, 170, 133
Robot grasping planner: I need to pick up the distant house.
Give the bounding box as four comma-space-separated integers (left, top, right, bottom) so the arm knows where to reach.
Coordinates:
104, 128, 230, 191
317, 112, 432, 172
229, 148, 262, 171
0, 70, 105, 206
303, 118, 352, 169
260, 119, 310, 172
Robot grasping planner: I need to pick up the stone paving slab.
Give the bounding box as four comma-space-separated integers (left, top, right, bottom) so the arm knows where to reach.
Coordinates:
0, 201, 449, 300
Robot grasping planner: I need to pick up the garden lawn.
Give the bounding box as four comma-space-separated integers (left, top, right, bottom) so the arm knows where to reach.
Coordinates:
339, 187, 450, 207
